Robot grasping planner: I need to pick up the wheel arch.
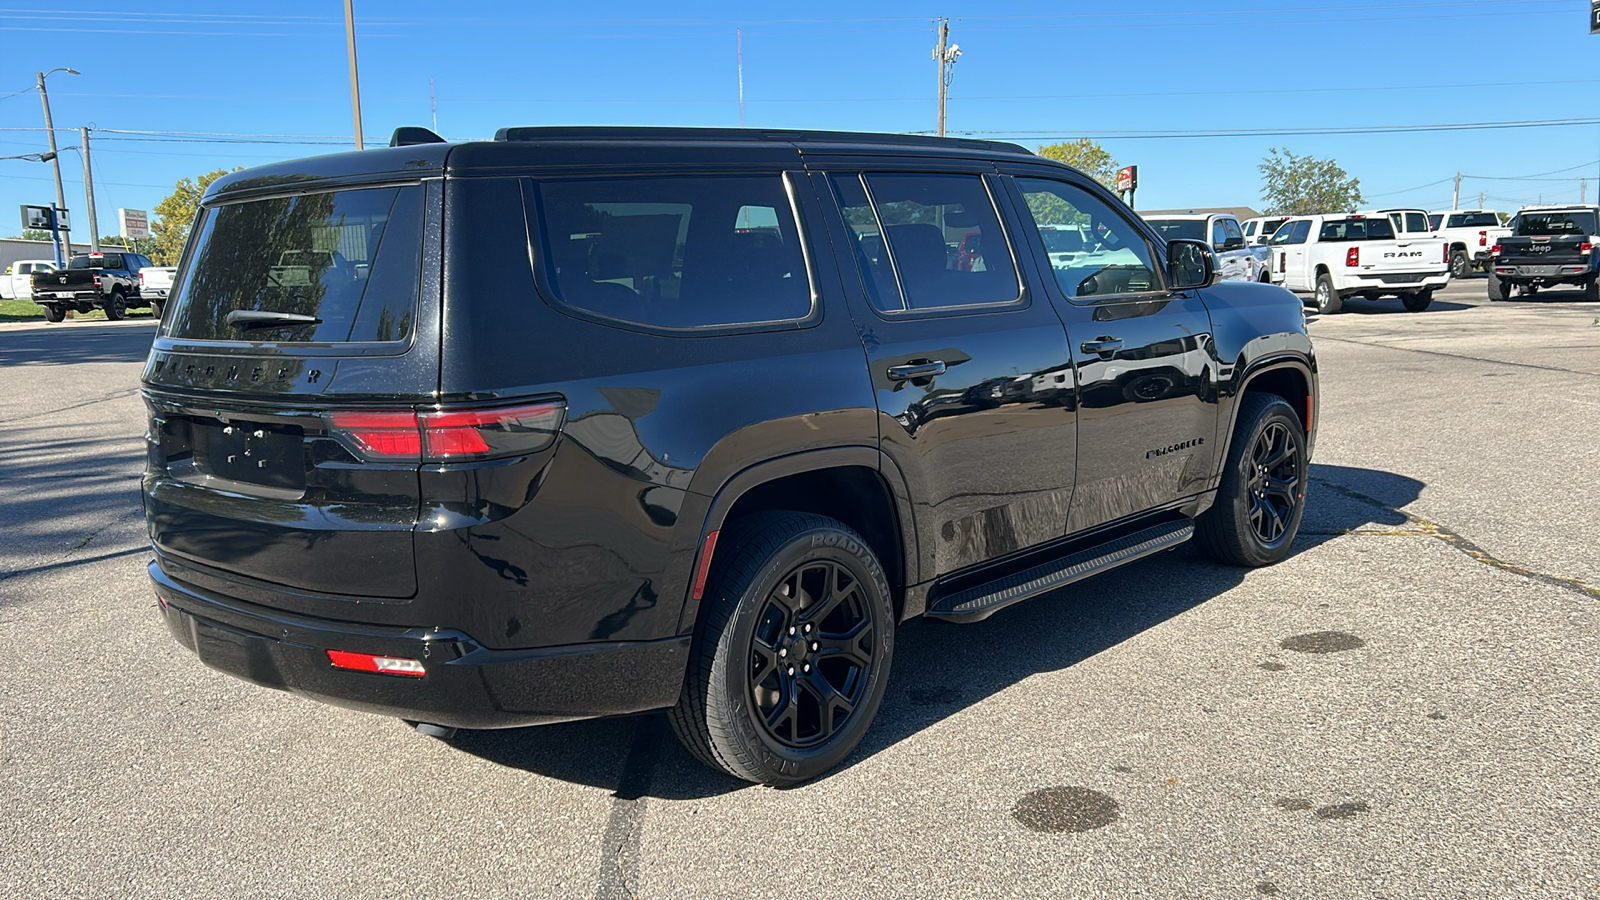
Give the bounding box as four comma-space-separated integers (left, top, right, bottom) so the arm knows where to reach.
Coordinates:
680, 448, 915, 633
1214, 357, 1317, 484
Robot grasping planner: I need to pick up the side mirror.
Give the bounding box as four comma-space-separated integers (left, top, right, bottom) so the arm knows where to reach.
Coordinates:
1222, 236, 1245, 250
1166, 239, 1215, 290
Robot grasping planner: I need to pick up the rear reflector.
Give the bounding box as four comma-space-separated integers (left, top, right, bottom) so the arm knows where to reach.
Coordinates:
327, 649, 426, 677
327, 400, 564, 463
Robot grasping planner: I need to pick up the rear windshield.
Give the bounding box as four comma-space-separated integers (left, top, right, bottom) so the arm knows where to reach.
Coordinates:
165, 184, 425, 343
1447, 212, 1500, 228
68, 254, 123, 269
1512, 211, 1595, 236
1040, 227, 1087, 253
1144, 219, 1206, 242
1318, 218, 1395, 241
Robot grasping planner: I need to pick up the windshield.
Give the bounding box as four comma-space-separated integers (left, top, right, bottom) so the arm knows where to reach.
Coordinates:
1511, 212, 1595, 236
1144, 219, 1206, 242
165, 184, 425, 343
1318, 218, 1395, 241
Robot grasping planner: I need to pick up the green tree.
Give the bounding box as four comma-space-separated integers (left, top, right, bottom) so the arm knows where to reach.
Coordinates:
7, 229, 53, 241
1258, 148, 1364, 216
1036, 138, 1120, 189
150, 168, 240, 265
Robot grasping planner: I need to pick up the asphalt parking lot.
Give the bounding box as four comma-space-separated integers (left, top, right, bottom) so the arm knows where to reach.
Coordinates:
2, 277, 1596, 898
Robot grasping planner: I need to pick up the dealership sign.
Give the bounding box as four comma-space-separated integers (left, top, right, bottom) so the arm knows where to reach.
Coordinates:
119, 208, 150, 239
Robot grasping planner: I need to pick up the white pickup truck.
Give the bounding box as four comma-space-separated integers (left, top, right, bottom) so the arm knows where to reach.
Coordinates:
138, 266, 177, 317
1427, 209, 1507, 277
1143, 212, 1272, 283
1, 259, 55, 300
1267, 213, 1450, 314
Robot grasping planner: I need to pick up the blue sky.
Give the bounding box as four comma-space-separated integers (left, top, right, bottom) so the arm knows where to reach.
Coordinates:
3, 0, 1598, 238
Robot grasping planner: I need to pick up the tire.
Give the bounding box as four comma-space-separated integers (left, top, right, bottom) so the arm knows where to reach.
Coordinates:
1313, 272, 1342, 315
1524, 285, 1539, 297
104, 289, 127, 320
1402, 289, 1433, 312
1257, 269, 1272, 284
149, 299, 164, 320
1487, 275, 1508, 301
669, 512, 895, 786
42, 304, 65, 323
1586, 278, 1599, 303
1196, 393, 1308, 568
1449, 249, 1470, 280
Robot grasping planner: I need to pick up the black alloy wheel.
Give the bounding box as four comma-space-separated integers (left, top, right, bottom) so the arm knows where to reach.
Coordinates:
670, 512, 894, 785
747, 559, 874, 749
104, 290, 127, 320
1196, 392, 1308, 567
1243, 420, 1301, 546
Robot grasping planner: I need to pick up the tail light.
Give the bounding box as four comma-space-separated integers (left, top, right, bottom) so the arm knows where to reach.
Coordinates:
327, 650, 425, 677
1491, 244, 1501, 257
326, 400, 565, 463
1278, 252, 1286, 273
93, 275, 103, 288
1478, 230, 1487, 247
1582, 243, 1593, 256
139, 271, 145, 284
1442, 243, 1449, 264
1345, 247, 1360, 267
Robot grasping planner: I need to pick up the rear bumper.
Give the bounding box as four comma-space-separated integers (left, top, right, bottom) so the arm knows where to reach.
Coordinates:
1338, 271, 1449, 294
140, 289, 168, 300
149, 560, 689, 730
33, 291, 98, 304
1492, 262, 1593, 284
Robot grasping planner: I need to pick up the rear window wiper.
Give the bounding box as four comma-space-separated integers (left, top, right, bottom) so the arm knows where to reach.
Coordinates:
226, 310, 323, 331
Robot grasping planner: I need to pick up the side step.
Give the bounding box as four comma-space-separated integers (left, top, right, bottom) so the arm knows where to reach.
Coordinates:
925, 519, 1195, 624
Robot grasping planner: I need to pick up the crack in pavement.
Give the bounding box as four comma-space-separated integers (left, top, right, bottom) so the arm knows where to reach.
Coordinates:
593, 718, 663, 900
0, 508, 145, 584
1314, 335, 1599, 379
1309, 474, 1600, 600
0, 387, 142, 424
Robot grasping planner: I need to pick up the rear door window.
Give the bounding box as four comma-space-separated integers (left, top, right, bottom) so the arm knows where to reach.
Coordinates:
1319, 218, 1395, 241
165, 184, 425, 343
831, 172, 1021, 312
532, 174, 813, 329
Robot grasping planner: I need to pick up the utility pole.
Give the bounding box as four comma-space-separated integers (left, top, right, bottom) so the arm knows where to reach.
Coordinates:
430, 78, 437, 133
1479, 191, 1485, 209
933, 19, 960, 138
1584, 178, 1589, 204
344, 0, 364, 150
80, 127, 99, 253
37, 70, 70, 264
1452, 171, 1460, 210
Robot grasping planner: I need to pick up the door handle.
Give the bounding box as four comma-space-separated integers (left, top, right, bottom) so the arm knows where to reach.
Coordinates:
1080, 337, 1123, 356
886, 360, 947, 382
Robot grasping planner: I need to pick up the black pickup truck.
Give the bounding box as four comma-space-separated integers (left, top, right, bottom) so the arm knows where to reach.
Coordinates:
31, 251, 156, 321
1488, 205, 1600, 301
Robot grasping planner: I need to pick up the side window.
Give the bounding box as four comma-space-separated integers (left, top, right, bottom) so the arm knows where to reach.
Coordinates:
532, 174, 812, 329
1222, 218, 1244, 245
1016, 177, 1159, 300
1288, 220, 1312, 245
1210, 219, 1227, 248
1243, 221, 1257, 238
1405, 212, 1428, 233
832, 172, 1020, 312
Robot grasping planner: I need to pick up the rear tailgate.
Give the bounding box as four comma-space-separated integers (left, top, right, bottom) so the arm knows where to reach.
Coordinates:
1495, 235, 1589, 268
33, 268, 95, 299
143, 178, 441, 603
1348, 237, 1448, 278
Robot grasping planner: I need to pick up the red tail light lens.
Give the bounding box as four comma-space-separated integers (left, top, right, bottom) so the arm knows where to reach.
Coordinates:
1278, 252, 1286, 273
1478, 230, 1487, 247
1345, 247, 1360, 267
1443, 243, 1450, 264
327, 650, 425, 677
327, 400, 564, 463
1491, 244, 1501, 257
93, 275, 103, 288
1582, 243, 1593, 256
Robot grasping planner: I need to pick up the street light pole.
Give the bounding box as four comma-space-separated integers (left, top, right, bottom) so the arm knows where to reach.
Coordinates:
36, 69, 74, 264
344, 0, 365, 150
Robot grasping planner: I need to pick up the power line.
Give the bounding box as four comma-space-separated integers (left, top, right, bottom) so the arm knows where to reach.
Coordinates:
949, 117, 1600, 140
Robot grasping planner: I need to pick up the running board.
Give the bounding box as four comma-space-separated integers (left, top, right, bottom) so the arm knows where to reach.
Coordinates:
925, 519, 1195, 624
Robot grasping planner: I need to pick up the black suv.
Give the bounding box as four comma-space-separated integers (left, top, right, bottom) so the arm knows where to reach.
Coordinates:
142, 127, 1316, 784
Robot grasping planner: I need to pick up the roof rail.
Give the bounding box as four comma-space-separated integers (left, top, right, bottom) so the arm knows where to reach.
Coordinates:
490, 125, 1031, 155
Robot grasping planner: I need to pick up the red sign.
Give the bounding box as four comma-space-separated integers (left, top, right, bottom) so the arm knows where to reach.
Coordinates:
1116, 166, 1138, 193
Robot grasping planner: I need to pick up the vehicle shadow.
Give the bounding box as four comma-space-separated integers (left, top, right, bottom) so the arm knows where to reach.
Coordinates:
1320, 298, 1474, 316
446, 464, 1424, 799
0, 323, 157, 367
